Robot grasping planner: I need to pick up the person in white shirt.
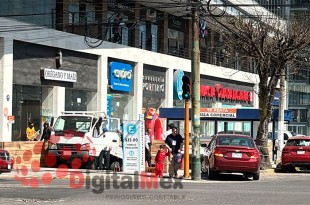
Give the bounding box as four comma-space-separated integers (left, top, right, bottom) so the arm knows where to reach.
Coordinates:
162, 123, 175, 140
145, 128, 152, 167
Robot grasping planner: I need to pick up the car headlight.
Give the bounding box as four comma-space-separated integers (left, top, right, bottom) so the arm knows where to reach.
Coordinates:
49, 144, 57, 149
81, 144, 90, 151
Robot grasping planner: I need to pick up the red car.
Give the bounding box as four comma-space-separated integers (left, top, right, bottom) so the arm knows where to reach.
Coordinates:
0, 149, 14, 174
281, 136, 310, 172
202, 134, 260, 180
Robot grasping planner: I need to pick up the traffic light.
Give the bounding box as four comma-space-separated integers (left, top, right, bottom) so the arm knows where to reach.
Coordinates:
182, 75, 191, 100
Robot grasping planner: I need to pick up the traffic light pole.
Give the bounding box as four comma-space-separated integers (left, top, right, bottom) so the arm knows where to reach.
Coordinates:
191, 1, 201, 180
184, 99, 190, 178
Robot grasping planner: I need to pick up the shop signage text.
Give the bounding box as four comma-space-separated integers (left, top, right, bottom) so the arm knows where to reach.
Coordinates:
200, 84, 252, 103
143, 75, 165, 93
109, 62, 133, 92
200, 108, 237, 118
42, 68, 77, 82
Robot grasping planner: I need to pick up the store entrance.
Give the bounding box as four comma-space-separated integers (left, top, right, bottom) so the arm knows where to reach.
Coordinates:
20, 100, 41, 141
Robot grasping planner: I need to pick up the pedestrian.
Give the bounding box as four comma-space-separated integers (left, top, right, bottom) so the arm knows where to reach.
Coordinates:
165, 126, 184, 178
40, 122, 51, 141
41, 122, 51, 150
145, 128, 152, 167
155, 144, 171, 178
274, 137, 279, 164
162, 123, 175, 140
26, 122, 35, 141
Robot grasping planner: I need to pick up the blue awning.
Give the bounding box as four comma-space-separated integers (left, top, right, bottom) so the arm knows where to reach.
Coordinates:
159, 108, 292, 123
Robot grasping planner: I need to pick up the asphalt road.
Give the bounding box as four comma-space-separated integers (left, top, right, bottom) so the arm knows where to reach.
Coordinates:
1, 171, 309, 205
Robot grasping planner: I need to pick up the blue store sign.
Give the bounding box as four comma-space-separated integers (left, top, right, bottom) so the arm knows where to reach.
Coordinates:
173, 69, 184, 100
107, 94, 113, 117
273, 91, 280, 107
109, 62, 133, 92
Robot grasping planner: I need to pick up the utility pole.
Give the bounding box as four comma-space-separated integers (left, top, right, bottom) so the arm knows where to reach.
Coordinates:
191, 0, 201, 180
277, 68, 286, 164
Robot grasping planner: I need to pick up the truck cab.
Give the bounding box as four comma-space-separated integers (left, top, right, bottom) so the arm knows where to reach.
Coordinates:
46, 111, 122, 171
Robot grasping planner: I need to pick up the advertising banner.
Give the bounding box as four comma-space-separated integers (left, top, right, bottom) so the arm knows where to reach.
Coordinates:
200, 108, 237, 118
122, 120, 145, 173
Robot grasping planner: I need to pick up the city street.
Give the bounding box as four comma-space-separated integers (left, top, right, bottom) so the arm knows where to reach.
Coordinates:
0, 170, 309, 205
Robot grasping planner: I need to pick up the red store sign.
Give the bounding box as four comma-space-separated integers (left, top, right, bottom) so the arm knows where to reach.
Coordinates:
200, 84, 253, 103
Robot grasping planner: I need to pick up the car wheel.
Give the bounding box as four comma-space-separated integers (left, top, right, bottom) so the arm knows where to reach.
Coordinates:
201, 160, 208, 174
253, 171, 260, 180
206, 163, 216, 180
281, 165, 287, 173
87, 157, 98, 170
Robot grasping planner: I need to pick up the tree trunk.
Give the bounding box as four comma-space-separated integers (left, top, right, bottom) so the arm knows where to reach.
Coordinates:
255, 83, 273, 170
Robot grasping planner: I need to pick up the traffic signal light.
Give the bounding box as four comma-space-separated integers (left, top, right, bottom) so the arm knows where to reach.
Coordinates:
182, 75, 191, 100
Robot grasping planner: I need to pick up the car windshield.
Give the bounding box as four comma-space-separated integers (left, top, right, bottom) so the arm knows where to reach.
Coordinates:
286, 139, 310, 146
53, 116, 92, 135
218, 136, 254, 147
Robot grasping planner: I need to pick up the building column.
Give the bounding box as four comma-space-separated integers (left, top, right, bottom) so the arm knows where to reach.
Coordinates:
56, 0, 69, 31
97, 56, 108, 113
133, 3, 141, 48
185, 18, 192, 59
52, 87, 65, 117
132, 62, 143, 120
158, 12, 168, 54
0, 37, 13, 142
165, 67, 174, 108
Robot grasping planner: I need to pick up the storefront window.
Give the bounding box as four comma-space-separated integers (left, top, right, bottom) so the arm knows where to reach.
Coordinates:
107, 93, 133, 120
65, 89, 96, 111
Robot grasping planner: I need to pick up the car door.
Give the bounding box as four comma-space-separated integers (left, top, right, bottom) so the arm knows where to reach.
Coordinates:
205, 136, 217, 168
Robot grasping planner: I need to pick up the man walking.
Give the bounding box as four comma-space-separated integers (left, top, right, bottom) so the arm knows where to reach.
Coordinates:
145, 128, 152, 167
165, 126, 183, 178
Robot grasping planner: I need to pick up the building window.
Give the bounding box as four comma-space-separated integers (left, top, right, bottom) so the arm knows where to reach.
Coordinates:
168, 29, 184, 57
65, 89, 96, 111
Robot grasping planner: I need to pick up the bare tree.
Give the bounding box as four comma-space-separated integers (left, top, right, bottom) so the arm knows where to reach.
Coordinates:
210, 13, 310, 169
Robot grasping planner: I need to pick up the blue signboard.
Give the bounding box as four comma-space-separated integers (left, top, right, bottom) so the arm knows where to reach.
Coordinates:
107, 94, 112, 117
109, 62, 133, 92
173, 69, 184, 100
273, 91, 280, 107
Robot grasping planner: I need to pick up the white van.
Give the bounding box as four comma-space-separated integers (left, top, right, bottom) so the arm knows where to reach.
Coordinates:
268, 131, 304, 143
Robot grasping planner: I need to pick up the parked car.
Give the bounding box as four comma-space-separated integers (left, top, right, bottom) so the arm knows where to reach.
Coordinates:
0, 149, 14, 174
202, 134, 260, 180
281, 136, 310, 172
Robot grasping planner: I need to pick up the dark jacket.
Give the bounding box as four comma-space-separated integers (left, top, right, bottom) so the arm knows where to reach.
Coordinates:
41, 127, 51, 141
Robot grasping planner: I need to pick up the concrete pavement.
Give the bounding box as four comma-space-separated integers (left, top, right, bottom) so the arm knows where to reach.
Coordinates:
0, 166, 276, 181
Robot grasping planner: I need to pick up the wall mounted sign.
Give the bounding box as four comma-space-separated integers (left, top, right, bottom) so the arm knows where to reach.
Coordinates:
173, 69, 184, 100
168, 14, 186, 31
143, 75, 165, 92
200, 84, 253, 103
109, 62, 133, 92
143, 67, 166, 98
42, 68, 77, 82
273, 91, 280, 107
200, 108, 237, 118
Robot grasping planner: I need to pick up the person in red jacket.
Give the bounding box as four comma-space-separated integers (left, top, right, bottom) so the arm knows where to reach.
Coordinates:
155, 144, 171, 178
